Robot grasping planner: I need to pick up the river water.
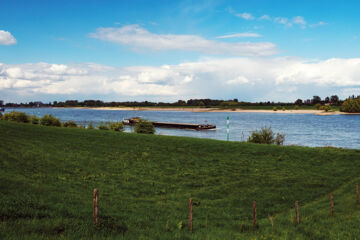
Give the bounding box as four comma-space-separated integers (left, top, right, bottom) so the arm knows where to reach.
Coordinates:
7, 108, 360, 149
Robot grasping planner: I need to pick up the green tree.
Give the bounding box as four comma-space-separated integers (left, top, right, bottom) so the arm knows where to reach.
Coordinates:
294, 99, 303, 105
312, 96, 321, 104
331, 95, 339, 105
341, 98, 360, 113
314, 103, 322, 110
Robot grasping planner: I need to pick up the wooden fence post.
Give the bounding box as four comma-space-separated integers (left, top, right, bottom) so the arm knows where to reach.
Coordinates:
93, 189, 99, 226
253, 201, 257, 227
188, 198, 193, 232
330, 192, 334, 216
295, 201, 300, 224
356, 183, 359, 204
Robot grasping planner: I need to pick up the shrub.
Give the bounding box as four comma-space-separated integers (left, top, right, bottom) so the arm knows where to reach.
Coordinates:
3, 111, 30, 123
324, 105, 331, 112
134, 120, 155, 134
274, 133, 285, 145
314, 103, 321, 110
282, 107, 286, 111
109, 122, 124, 132
30, 115, 40, 124
294, 105, 299, 110
341, 98, 360, 113
273, 107, 277, 111
247, 127, 285, 145
97, 123, 109, 130
87, 122, 94, 130
40, 114, 61, 127
0, 112, 2, 119
63, 120, 78, 128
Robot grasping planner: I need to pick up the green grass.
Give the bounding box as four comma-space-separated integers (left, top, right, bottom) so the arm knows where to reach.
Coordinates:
0, 120, 359, 239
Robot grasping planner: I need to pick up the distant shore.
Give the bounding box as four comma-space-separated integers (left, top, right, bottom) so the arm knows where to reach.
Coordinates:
52, 106, 360, 115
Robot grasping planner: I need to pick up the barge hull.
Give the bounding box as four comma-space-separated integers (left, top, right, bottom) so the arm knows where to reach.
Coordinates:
122, 118, 216, 130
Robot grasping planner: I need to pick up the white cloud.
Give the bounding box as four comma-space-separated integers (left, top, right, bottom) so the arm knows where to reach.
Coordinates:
226, 76, 249, 85
216, 33, 261, 39
0, 30, 17, 45
309, 21, 327, 28
292, 16, 306, 26
2, 58, 360, 102
274, 17, 292, 27
232, 11, 325, 29
259, 15, 271, 21
235, 12, 254, 20
89, 25, 277, 56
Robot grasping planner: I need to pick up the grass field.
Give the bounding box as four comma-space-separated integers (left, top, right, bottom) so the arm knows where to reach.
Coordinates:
0, 120, 359, 239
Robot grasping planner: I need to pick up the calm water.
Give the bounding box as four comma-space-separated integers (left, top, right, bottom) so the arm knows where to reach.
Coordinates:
6, 108, 360, 149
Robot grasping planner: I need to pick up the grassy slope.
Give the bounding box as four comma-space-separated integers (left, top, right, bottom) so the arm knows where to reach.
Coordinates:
0, 121, 359, 239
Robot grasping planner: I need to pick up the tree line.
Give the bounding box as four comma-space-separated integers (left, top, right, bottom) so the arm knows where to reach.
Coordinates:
1, 95, 358, 108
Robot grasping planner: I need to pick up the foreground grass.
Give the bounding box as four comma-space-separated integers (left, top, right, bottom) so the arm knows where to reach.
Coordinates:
0, 121, 359, 239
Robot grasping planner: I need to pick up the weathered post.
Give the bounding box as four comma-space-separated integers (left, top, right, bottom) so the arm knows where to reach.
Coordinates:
253, 201, 257, 227
295, 201, 300, 224
330, 192, 334, 216
93, 189, 99, 226
356, 183, 359, 204
189, 198, 193, 231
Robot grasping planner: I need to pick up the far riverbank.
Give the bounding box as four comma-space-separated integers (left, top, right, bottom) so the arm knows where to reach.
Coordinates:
52, 106, 360, 115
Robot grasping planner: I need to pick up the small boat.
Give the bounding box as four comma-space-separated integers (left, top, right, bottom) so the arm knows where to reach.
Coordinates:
122, 117, 216, 130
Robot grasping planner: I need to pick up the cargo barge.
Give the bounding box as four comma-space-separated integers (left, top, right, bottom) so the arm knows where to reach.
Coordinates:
122, 117, 216, 130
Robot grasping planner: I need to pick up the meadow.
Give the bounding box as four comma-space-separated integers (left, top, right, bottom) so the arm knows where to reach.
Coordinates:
0, 120, 359, 239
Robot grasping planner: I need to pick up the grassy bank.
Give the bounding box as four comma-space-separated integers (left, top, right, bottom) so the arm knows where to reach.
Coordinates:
0, 121, 359, 239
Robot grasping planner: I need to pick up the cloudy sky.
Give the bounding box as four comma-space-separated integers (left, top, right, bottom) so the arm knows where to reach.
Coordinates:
1, 0, 360, 103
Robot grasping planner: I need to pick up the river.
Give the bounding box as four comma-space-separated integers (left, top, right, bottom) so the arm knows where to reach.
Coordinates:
6, 108, 360, 149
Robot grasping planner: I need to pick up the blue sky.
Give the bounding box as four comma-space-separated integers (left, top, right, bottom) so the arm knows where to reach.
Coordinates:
1, 0, 360, 102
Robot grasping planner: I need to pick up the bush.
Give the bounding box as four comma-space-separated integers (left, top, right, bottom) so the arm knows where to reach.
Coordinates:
63, 120, 78, 128
30, 115, 40, 124
97, 123, 109, 130
40, 114, 61, 127
273, 107, 277, 111
87, 122, 94, 130
314, 103, 321, 110
109, 122, 124, 132
247, 127, 285, 145
341, 98, 360, 113
282, 107, 286, 111
294, 105, 299, 110
324, 105, 331, 112
134, 120, 155, 134
274, 133, 285, 145
3, 111, 30, 123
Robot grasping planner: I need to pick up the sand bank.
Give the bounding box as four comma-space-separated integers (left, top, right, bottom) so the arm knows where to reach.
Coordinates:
52, 107, 360, 115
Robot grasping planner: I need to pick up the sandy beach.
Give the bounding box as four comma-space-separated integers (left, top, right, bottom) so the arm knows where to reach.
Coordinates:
52, 106, 360, 115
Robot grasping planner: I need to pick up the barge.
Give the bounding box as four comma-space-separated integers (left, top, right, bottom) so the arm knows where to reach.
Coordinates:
122, 117, 216, 130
